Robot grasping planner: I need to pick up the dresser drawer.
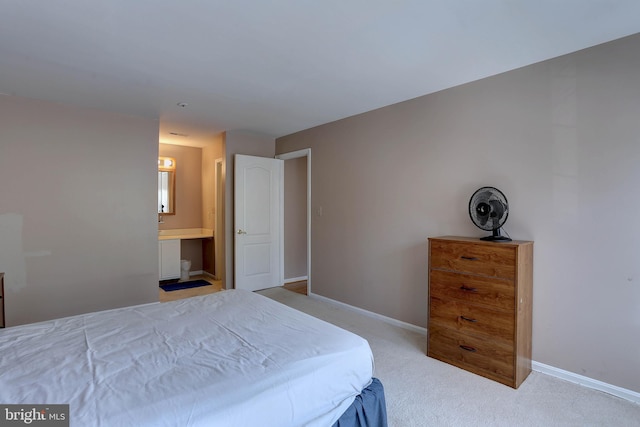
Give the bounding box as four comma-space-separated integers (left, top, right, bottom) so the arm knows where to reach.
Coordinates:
429, 239, 516, 279
429, 296, 514, 344
428, 324, 514, 384
429, 270, 514, 310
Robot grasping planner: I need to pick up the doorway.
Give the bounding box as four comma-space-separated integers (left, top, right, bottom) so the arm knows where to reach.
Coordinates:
229, 149, 311, 293
276, 149, 311, 294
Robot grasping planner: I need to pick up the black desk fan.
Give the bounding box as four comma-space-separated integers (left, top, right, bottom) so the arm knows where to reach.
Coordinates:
468, 186, 512, 242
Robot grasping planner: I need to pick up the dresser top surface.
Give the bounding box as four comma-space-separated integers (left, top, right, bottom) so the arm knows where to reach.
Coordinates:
429, 235, 533, 247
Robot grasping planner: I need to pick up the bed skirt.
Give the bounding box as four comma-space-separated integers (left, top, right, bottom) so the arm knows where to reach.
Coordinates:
333, 377, 388, 427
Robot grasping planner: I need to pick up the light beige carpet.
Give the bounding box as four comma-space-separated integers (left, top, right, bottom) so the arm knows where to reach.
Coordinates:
258, 287, 640, 427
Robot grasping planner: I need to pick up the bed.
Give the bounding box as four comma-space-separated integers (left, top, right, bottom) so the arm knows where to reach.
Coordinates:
0, 289, 387, 426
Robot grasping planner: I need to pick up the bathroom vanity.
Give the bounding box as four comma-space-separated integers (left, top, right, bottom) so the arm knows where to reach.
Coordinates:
158, 229, 214, 281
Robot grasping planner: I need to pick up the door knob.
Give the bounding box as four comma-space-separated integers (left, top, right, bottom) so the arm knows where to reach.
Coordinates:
237, 229, 247, 235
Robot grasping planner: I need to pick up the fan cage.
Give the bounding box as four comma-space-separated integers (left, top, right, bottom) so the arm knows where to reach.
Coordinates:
468, 186, 511, 241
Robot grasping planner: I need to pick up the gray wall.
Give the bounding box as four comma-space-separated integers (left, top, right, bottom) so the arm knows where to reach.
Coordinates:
0, 95, 159, 326
276, 34, 640, 393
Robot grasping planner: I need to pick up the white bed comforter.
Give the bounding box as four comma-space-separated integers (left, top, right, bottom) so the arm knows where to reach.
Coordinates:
0, 289, 374, 426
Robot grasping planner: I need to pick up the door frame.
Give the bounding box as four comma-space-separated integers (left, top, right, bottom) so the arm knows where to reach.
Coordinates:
214, 158, 224, 281
276, 148, 311, 294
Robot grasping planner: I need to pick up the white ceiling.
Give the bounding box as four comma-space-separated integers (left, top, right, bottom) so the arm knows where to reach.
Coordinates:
1, 1, 639, 147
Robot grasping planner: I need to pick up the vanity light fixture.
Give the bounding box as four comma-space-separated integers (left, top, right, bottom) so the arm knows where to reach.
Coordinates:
158, 157, 176, 171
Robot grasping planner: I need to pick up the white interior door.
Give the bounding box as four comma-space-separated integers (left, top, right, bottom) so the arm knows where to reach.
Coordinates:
234, 154, 283, 291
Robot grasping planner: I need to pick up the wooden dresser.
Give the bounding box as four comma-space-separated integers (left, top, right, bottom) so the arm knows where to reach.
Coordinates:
0, 273, 4, 328
427, 236, 533, 388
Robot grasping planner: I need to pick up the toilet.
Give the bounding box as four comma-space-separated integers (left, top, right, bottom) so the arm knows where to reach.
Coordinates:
180, 259, 191, 281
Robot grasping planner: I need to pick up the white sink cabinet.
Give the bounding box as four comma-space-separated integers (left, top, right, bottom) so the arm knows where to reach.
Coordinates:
159, 239, 181, 280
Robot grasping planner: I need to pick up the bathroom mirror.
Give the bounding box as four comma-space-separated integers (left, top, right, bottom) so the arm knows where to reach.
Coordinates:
158, 157, 176, 214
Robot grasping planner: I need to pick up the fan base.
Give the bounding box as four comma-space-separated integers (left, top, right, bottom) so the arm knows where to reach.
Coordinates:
480, 235, 512, 242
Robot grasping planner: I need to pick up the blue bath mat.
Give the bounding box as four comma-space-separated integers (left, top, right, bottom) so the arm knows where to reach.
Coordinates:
160, 279, 211, 292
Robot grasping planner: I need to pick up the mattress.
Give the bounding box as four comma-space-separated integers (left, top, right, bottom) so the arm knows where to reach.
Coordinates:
0, 289, 374, 426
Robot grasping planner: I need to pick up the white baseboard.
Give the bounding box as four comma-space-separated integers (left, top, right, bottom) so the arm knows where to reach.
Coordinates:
308, 292, 427, 335
200, 270, 218, 280
307, 292, 639, 404
284, 276, 308, 284
191, 270, 222, 281
532, 361, 640, 404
